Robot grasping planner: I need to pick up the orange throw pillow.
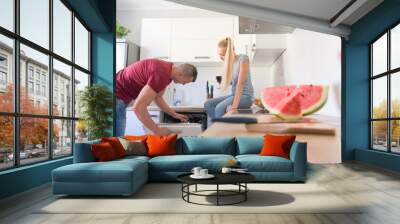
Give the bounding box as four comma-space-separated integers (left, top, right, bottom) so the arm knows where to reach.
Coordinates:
146, 134, 177, 157
260, 134, 296, 159
101, 137, 127, 158
124, 135, 148, 142
91, 142, 118, 161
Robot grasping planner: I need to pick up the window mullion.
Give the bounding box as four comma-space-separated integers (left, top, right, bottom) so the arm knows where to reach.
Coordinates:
71, 10, 76, 154
13, 0, 20, 167
388, 30, 391, 152
48, 0, 54, 160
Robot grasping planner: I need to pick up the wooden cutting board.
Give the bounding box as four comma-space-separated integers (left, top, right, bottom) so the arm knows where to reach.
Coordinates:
245, 114, 337, 135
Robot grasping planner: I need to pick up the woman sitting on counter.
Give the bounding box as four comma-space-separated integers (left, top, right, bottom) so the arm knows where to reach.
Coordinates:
204, 37, 254, 126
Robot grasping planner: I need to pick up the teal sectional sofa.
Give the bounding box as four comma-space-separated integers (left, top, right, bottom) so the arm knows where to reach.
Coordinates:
52, 136, 307, 196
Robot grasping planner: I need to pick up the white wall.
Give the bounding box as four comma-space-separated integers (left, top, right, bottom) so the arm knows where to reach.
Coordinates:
167, 66, 271, 106
270, 29, 342, 117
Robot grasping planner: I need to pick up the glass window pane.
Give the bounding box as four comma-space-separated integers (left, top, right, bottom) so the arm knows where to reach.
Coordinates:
391, 72, 400, 118
75, 120, 88, 143
20, 0, 49, 49
0, 0, 14, 31
372, 33, 387, 76
20, 44, 49, 115
53, 119, 72, 158
53, 0, 72, 60
392, 24, 400, 70
391, 120, 400, 153
372, 121, 388, 151
20, 117, 49, 165
74, 69, 89, 118
372, 77, 387, 119
53, 59, 72, 117
0, 116, 14, 170
75, 18, 89, 70
0, 35, 14, 113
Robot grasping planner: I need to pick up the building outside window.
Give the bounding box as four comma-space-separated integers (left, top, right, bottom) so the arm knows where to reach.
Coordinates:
28, 66, 34, 80
0, 54, 7, 87
42, 85, 46, 97
28, 81, 34, 94
0, 0, 91, 170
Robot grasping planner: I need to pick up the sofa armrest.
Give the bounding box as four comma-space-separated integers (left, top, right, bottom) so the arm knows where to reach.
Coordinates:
289, 141, 307, 181
73, 140, 100, 163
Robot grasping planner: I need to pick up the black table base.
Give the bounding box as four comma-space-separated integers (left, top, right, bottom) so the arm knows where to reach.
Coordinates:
181, 183, 249, 206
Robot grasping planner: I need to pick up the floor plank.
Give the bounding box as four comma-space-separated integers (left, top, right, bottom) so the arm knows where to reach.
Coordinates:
1, 162, 400, 224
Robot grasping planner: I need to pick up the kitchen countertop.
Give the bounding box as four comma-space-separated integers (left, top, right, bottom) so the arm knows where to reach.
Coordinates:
201, 113, 341, 164
147, 105, 205, 113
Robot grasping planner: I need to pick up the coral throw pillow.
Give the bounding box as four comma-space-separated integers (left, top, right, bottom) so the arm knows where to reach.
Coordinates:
146, 134, 177, 157
101, 137, 127, 158
124, 135, 148, 142
260, 134, 296, 159
91, 142, 118, 162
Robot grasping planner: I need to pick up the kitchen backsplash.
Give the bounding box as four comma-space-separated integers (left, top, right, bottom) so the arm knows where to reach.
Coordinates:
163, 66, 271, 106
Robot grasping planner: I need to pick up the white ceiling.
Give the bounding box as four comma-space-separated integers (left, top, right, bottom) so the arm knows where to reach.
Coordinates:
224, 0, 383, 26
226, 0, 352, 22
165, 0, 384, 37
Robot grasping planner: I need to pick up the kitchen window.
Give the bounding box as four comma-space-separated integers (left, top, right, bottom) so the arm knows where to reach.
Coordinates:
370, 22, 400, 154
0, 0, 91, 171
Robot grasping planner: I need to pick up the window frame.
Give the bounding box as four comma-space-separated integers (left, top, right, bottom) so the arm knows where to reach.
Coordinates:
0, 0, 92, 171
370, 20, 400, 154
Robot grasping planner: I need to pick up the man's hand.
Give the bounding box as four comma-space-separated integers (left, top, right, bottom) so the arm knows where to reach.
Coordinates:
173, 113, 189, 122
155, 127, 174, 136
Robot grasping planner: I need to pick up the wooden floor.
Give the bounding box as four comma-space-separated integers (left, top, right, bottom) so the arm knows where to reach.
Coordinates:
1, 162, 400, 224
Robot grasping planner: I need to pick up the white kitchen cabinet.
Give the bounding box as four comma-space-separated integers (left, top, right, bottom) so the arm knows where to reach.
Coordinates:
170, 38, 220, 62
140, 17, 234, 63
171, 18, 233, 39
140, 18, 172, 60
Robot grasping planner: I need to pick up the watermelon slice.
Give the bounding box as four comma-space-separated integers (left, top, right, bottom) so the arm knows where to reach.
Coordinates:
262, 84, 329, 120
269, 88, 303, 121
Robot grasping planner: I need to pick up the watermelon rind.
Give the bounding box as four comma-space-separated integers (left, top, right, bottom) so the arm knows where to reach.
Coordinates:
301, 85, 329, 116
261, 84, 329, 120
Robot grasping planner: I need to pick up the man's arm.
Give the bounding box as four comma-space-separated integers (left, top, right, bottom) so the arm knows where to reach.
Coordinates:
154, 90, 189, 122
132, 85, 172, 135
154, 90, 176, 116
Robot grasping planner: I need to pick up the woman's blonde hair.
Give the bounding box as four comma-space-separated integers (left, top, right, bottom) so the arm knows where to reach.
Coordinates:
218, 37, 236, 90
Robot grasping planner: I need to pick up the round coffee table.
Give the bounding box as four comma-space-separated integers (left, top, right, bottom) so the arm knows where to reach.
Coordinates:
177, 173, 255, 206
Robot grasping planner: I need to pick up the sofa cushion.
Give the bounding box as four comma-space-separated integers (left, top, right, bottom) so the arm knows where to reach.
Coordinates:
149, 154, 235, 172
73, 140, 100, 163
91, 142, 118, 161
53, 158, 147, 183
236, 155, 293, 172
101, 137, 127, 158
177, 137, 235, 155
236, 137, 263, 155
147, 134, 178, 157
118, 138, 147, 156
260, 134, 296, 159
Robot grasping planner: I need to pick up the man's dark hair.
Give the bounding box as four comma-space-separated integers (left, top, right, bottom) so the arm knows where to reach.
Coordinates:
178, 63, 198, 82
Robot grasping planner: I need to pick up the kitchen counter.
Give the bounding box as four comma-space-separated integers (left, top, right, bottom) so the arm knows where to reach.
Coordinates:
201, 113, 341, 164
147, 105, 205, 113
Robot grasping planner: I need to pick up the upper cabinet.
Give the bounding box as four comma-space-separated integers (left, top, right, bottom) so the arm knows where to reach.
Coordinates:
140, 19, 172, 60
171, 18, 233, 39
140, 17, 233, 64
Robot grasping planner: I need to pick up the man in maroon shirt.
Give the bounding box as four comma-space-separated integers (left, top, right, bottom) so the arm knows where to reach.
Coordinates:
115, 58, 197, 136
